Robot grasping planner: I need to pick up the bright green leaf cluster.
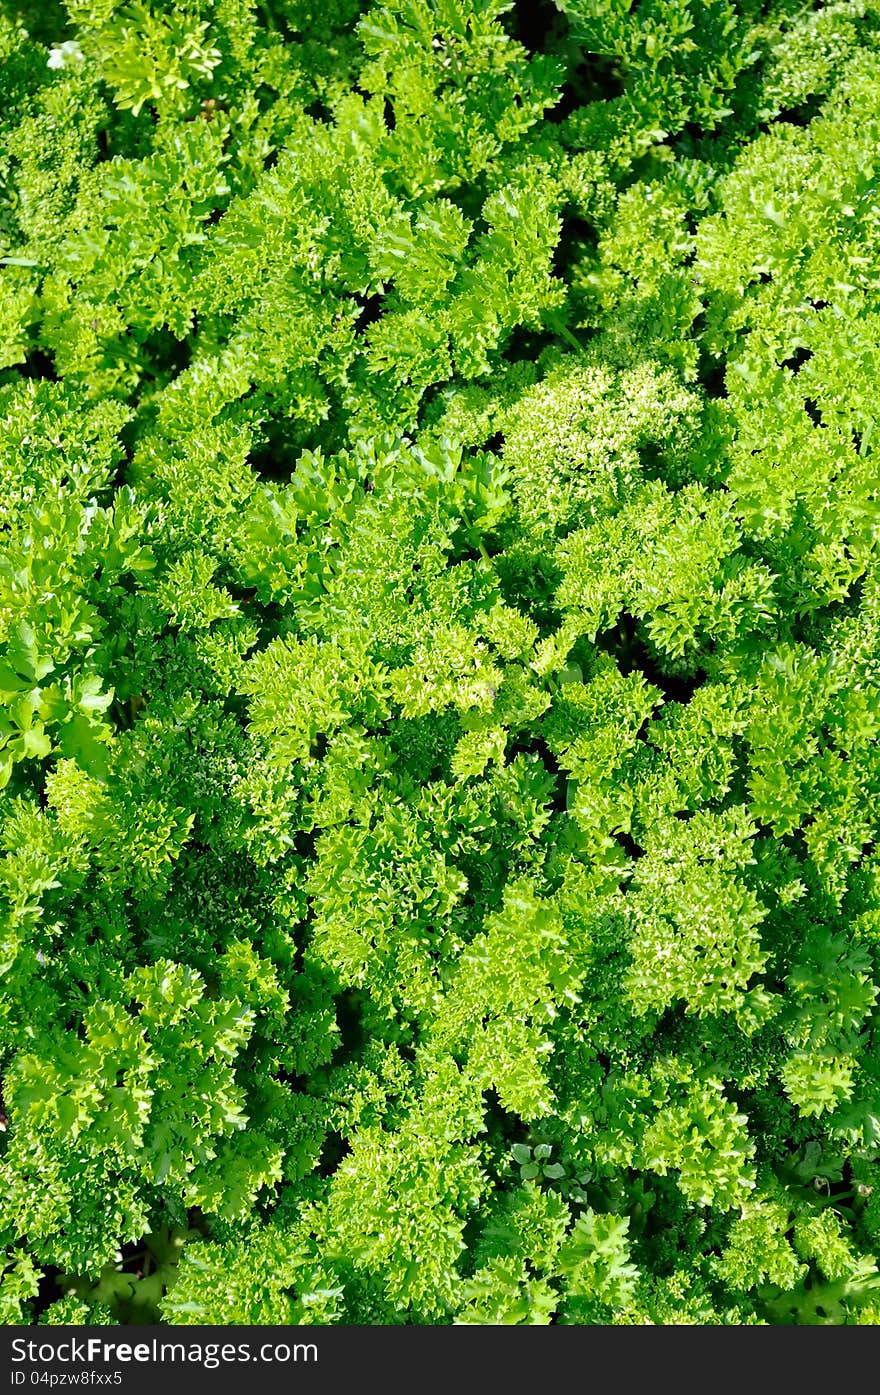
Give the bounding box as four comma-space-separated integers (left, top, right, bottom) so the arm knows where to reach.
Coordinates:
1, 0, 879, 1329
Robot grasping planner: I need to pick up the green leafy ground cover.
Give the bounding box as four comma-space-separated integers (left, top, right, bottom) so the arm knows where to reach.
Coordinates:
1, 0, 880, 1326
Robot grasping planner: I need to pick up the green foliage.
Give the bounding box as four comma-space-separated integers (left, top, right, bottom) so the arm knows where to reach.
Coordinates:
0, 0, 879, 1329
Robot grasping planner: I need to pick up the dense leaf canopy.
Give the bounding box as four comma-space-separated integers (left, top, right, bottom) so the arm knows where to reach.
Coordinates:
1, 0, 879, 1326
